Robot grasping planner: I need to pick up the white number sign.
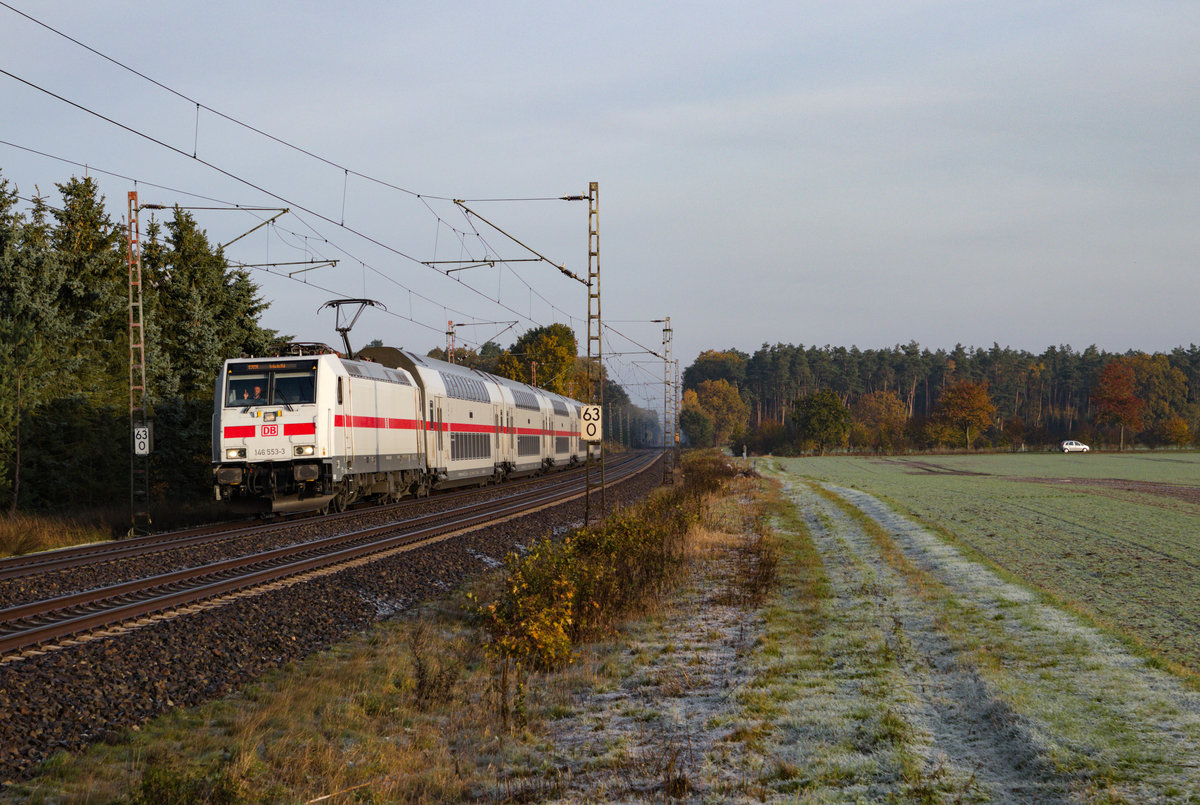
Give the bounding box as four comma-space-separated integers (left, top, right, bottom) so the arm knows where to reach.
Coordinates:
581, 405, 602, 442
133, 424, 153, 456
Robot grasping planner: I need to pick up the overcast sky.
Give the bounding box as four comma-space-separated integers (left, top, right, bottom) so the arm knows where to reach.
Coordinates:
3, 1, 1198, 410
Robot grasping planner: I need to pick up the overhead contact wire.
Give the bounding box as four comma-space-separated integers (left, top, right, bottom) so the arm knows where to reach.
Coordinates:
0, 68, 573, 337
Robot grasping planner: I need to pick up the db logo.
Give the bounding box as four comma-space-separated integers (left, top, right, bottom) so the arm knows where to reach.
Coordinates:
261, 424, 279, 437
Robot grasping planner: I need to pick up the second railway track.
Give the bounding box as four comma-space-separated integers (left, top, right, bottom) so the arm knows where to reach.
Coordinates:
0, 452, 654, 660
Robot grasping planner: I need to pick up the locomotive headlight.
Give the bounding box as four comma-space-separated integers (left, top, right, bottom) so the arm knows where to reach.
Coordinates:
294, 444, 315, 457
225, 448, 247, 459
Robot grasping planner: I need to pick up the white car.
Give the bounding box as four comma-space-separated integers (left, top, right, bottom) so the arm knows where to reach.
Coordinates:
1060, 440, 1090, 453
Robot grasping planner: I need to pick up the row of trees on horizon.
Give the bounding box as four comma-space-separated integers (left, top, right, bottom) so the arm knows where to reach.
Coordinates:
680, 342, 1200, 454
0, 172, 657, 515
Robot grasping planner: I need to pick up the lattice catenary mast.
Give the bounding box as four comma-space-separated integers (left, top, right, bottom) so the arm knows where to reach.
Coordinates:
127, 191, 151, 535
584, 181, 605, 523
661, 317, 675, 484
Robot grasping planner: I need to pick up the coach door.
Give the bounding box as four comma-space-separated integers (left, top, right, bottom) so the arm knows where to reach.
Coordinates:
437, 403, 445, 463
494, 405, 501, 459
415, 387, 425, 463
340, 376, 355, 469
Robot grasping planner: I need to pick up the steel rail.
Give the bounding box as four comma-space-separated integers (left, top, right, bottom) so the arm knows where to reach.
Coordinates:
0, 455, 641, 625
0, 452, 655, 656
0, 459, 608, 582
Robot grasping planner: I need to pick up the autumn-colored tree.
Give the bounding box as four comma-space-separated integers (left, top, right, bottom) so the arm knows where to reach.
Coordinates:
428, 341, 504, 374
933, 380, 995, 449
496, 324, 578, 395
1152, 415, 1190, 448
849, 390, 907, 453
694, 379, 749, 448
1092, 359, 1144, 450
679, 389, 715, 447
1001, 415, 1027, 448
1124, 353, 1186, 429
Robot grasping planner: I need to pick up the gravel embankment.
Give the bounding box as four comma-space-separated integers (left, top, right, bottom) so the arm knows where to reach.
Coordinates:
0, 467, 660, 783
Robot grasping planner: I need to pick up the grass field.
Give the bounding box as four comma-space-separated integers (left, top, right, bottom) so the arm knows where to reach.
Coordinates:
773, 452, 1200, 680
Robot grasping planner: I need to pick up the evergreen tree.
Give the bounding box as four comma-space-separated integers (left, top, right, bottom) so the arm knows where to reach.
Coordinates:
0, 176, 71, 509
50, 177, 127, 403
144, 208, 278, 498
149, 208, 276, 401
0, 175, 282, 511
792, 389, 850, 455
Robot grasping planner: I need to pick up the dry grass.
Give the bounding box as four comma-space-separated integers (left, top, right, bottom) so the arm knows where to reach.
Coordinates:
0, 499, 242, 559
16, 603, 494, 803
0, 511, 112, 557
7, 455, 751, 804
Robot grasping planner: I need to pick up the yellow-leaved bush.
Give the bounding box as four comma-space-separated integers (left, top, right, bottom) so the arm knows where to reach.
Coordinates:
476, 451, 737, 671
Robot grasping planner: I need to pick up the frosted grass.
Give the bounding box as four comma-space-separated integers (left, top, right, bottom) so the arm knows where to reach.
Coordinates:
775, 454, 1200, 675
821, 481, 1200, 800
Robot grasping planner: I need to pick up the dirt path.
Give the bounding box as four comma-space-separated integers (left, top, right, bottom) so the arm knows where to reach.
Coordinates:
1019, 475, 1200, 509
786, 480, 1067, 801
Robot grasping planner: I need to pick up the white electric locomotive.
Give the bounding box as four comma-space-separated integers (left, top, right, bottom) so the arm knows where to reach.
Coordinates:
212, 343, 586, 513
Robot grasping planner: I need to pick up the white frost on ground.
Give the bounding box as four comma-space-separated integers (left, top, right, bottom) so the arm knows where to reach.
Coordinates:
825, 482, 1200, 802
521, 474, 1200, 803
790, 481, 1068, 802
537, 536, 769, 803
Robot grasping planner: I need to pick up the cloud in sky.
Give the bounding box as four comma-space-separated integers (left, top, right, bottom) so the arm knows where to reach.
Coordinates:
2, 1, 1199, 408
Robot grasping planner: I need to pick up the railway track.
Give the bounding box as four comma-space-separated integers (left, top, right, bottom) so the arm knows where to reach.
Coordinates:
0, 457, 616, 583
0, 452, 654, 659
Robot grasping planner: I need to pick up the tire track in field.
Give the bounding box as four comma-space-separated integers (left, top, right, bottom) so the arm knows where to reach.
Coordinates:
788, 482, 1068, 803
823, 482, 1200, 802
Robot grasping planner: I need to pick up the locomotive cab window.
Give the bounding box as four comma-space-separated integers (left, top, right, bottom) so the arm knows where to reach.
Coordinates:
273, 372, 316, 405
225, 359, 318, 407
226, 374, 269, 406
